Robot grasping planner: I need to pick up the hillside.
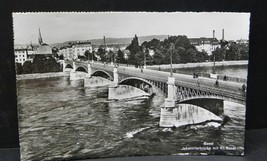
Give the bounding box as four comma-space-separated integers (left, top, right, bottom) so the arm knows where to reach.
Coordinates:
50, 35, 169, 48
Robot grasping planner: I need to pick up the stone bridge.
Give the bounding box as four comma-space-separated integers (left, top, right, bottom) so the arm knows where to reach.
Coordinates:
63, 60, 246, 128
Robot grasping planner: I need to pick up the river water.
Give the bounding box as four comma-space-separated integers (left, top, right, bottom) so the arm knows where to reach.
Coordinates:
17, 76, 245, 161
162, 65, 248, 79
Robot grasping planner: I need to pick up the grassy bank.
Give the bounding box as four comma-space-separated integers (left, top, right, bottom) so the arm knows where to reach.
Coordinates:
16, 72, 69, 80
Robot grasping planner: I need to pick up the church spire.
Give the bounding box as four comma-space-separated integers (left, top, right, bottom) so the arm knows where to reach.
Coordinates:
38, 28, 43, 45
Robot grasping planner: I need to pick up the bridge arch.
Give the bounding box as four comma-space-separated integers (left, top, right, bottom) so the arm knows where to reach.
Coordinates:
119, 77, 154, 93
75, 66, 87, 73
178, 97, 224, 116
91, 70, 113, 81
65, 64, 73, 69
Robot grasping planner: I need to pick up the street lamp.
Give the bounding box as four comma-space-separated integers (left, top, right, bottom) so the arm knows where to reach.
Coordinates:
142, 46, 146, 69
212, 51, 216, 74
87, 51, 89, 62
170, 43, 175, 77
91, 51, 94, 64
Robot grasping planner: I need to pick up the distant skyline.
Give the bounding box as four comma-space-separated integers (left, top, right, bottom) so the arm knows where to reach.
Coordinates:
13, 12, 250, 45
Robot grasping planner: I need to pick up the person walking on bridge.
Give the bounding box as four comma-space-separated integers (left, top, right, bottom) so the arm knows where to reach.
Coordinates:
215, 79, 219, 86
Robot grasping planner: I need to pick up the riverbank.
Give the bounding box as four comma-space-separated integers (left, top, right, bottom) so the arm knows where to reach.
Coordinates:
147, 60, 248, 69
16, 72, 69, 80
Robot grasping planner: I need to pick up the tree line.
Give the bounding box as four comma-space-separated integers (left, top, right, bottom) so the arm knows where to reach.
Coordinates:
124, 35, 249, 67
126, 35, 210, 67
60, 35, 249, 67
15, 55, 61, 74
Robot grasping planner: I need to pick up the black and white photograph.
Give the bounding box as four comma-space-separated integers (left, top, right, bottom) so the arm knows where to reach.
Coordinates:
13, 12, 249, 161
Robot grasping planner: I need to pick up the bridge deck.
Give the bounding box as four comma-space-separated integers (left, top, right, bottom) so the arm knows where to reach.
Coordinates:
68, 61, 246, 104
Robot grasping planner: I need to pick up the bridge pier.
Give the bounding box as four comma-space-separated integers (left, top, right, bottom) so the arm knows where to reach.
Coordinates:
160, 76, 178, 127
109, 67, 118, 87
164, 76, 177, 107
108, 67, 119, 99
69, 62, 77, 80
84, 63, 92, 86
86, 63, 92, 78
72, 62, 76, 73
63, 61, 66, 72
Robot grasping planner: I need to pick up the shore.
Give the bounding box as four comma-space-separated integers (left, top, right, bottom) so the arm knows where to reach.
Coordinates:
147, 60, 248, 69
16, 72, 69, 80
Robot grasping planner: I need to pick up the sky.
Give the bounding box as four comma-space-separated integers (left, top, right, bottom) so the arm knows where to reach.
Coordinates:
13, 12, 250, 45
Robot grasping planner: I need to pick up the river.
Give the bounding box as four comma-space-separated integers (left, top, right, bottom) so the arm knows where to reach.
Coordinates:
160, 65, 248, 79
17, 74, 246, 161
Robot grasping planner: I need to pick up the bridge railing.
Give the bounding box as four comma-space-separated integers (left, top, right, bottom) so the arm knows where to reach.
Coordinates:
171, 75, 246, 103
146, 67, 247, 84
176, 71, 247, 84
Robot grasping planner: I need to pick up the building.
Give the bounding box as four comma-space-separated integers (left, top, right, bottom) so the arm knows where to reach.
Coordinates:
58, 41, 93, 60
236, 39, 249, 46
36, 29, 53, 56
73, 41, 92, 59
14, 48, 29, 65
14, 44, 37, 65
189, 37, 220, 55
36, 43, 53, 56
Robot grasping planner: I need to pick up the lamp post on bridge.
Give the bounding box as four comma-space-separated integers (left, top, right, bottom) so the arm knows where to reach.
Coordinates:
170, 43, 175, 77
91, 51, 95, 64
142, 46, 147, 69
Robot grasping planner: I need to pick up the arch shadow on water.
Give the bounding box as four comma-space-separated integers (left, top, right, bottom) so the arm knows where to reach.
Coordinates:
119, 77, 154, 95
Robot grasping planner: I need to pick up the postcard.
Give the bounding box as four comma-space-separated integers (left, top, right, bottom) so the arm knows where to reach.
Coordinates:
13, 12, 249, 160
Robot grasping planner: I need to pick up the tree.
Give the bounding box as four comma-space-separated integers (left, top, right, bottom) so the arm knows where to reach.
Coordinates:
116, 49, 125, 64
226, 43, 240, 60
15, 63, 23, 74
33, 55, 46, 73
59, 55, 64, 60
142, 38, 161, 49
108, 50, 115, 63
239, 44, 249, 60
126, 35, 140, 66
196, 51, 209, 62
134, 51, 144, 67
153, 49, 165, 65
44, 57, 61, 72
211, 47, 227, 61
85, 50, 97, 61
32, 55, 61, 73
176, 47, 187, 63
187, 48, 197, 62
22, 61, 33, 74
96, 46, 107, 62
